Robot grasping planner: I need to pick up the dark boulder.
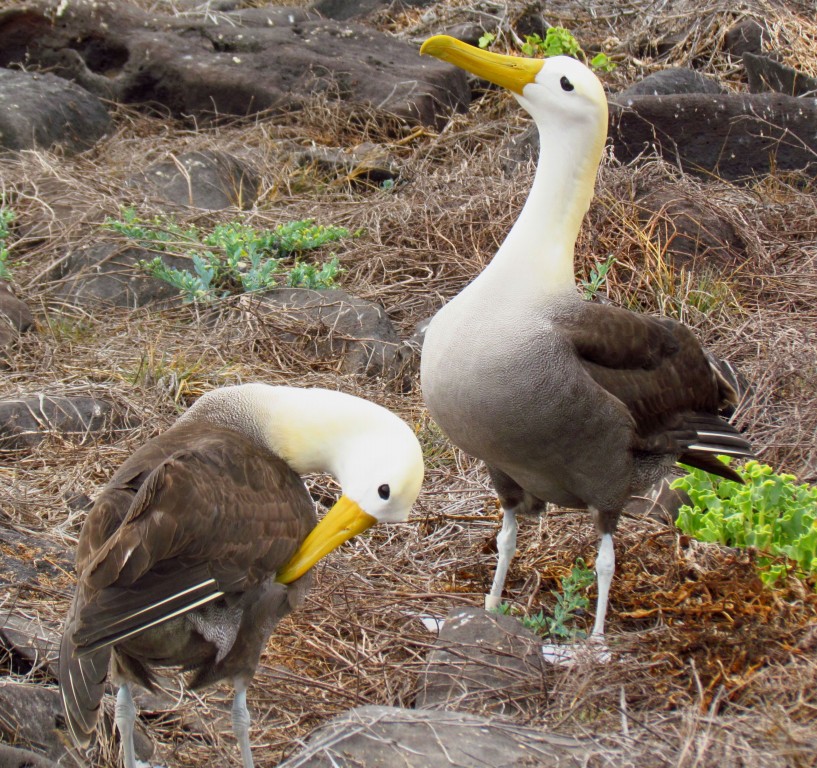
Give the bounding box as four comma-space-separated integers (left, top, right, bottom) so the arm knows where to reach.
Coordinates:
0, 68, 111, 154
609, 93, 817, 180
245, 288, 411, 381
0, 394, 139, 450
276, 704, 595, 767
634, 185, 746, 268
416, 606, 549, 716
0, 1, 469, 128
723, 18, 769, 58
51, 242, 190, 308
615, 68, 726, 99
743, 52, 817, 97
130, 150, 260, 210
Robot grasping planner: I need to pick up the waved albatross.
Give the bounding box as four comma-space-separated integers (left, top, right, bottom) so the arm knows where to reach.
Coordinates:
60, 383, 424, 768
419, 36, 753, 647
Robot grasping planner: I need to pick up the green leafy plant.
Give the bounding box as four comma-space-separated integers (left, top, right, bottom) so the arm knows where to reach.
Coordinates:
581, 254, 616, 299
673, 460, 817, 587
479, 26, 616, 73
496, 558, 595, 640
521, 28, 580, 59
104, 209, 348, 303
0, 205, 15, 281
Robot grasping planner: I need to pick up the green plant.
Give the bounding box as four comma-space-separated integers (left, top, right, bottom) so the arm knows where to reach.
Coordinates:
496, 558, 595, 640
673, 460, 817, 587
0, 205, 15, 281
581, 254, 616, 299
104, 208, 348, 303
521, 28, 580, 59
479, 27, 616, 73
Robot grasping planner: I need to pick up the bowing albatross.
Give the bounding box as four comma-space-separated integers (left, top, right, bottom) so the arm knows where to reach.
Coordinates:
419, 36, 753, 645
59, 383, 423, 768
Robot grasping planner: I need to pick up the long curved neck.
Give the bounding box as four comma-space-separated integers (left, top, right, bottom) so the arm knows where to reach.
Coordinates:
472, 121, 601, 301
179, 385, 369, 478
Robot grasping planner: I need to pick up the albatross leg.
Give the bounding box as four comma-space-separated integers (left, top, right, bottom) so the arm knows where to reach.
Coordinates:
114, 684, 138, 768
231, 679, 255, 768
591, 533, 615, 639
485, 506, 517, 611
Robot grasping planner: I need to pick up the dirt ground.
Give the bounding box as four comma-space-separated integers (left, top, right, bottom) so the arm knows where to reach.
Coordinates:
1, 0, 816, 766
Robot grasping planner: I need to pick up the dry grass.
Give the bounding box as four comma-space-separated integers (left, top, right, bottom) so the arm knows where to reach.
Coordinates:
1, 0, 816, 766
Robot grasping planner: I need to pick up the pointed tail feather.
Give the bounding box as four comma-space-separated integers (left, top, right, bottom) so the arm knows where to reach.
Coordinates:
60, 594, 111, 748
679, 413, 754, 483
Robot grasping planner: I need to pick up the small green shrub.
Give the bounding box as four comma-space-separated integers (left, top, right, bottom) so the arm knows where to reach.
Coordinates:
0, 206, 15, 281
581, 254, 616, 299
496, 558, 595, 640
479, 27, 616, 72
673, 460, 817, 587
104, 208, 349, 303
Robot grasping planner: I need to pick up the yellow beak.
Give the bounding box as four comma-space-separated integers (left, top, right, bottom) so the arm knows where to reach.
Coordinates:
276, 495, 376, 584
420, 35, 543, 95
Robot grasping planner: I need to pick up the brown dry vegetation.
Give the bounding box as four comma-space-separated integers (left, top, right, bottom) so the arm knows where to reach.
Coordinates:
1, 0, 816, 766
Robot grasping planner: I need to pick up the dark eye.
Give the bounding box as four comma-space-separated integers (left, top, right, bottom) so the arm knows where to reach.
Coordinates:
560, 76, 574, 92
378, 484, 390, 500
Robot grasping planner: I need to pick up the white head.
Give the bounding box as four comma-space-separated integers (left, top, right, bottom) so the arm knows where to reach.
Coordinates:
420, 36, 608, 184
180, 383, 425, 582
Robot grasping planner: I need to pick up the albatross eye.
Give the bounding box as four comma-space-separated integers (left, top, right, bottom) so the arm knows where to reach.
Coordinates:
378, 484, 391, 500
560, 76, 574, 92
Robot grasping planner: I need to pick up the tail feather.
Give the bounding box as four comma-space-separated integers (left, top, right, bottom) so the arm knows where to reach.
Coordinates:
60, 594, 110, 748
73, 562, 223, 654
679, 413, 754, 483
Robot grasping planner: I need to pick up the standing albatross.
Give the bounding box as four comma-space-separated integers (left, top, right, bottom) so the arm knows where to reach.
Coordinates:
419, 36, 753, 645
59, 383, 423, 768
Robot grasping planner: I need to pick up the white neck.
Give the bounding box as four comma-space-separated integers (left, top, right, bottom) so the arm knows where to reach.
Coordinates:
179, 384, 381, 479
469, 118, 602, 301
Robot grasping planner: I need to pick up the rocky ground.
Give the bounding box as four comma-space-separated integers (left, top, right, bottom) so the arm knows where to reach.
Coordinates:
0, 0, 816, 766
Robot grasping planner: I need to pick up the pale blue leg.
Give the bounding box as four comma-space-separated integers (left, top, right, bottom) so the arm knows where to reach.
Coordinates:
115, 684, 138, 768
591, 533, 615, 639
231, 680, 255, 768
485, 507, 518, 610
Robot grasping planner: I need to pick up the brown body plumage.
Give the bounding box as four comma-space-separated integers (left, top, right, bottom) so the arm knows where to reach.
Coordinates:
60, 423, 315, 747
59, 383, 425, 767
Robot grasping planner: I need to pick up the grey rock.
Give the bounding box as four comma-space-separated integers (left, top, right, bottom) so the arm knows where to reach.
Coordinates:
246, 288, 411, 381
440, 22, 492, 48
0, 682, 153, 765
504, 91, 817, 180
615, 68, 726, 100
609, 93, 817, 180
623, 475, 692, 524
723, 18, 769, 58
635, 186, 745, 268
0, 282, 34, 361
277, 704, 594, 767
0, 745, 58, 768
131, 150, 260, 210
311, 0, 434, 21
52, 243, 190, 308
0, 611, 61, 677
0, 394, 139, 450
0, 526, 74, 591
743, 52, 817, 97
416, 606, 549, 716
0, 683, 69, 762
0, 69, 111, 154
290, 143, 400, 188
0, 282, 33, 332
499, 122, 539, 175
0, 2, 469, 128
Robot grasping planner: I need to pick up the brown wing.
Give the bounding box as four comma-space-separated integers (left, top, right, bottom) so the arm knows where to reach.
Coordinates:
71, 423, 315, 651
556, 302, 751, 477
